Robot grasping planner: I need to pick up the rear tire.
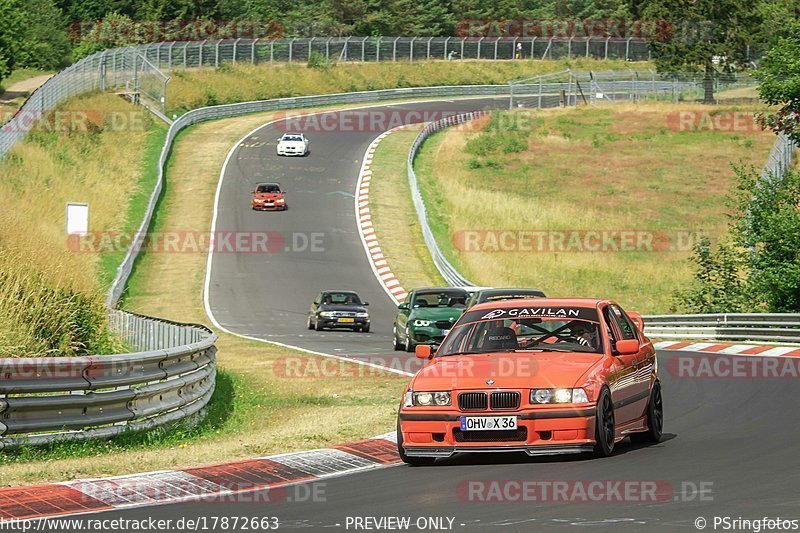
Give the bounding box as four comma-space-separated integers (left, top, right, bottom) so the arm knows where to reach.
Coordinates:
630, 381, 663, 444
397, 417, 436, 466
593, 387, 615, 457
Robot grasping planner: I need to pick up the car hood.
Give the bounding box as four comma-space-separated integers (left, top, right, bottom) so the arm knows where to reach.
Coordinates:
279, 140, 305, 147
410, 351, 604, 391
318, 304, 368, 313
409, 307, 464, 322
254, 192, 283, 200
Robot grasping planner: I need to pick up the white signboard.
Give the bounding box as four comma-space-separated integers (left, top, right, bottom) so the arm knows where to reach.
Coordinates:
66, 203, 89, 235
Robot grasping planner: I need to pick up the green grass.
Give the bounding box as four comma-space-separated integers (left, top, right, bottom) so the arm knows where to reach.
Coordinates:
97, 121, 168, 288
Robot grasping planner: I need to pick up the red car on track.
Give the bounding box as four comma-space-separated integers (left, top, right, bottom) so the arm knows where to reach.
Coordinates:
397, 298, 662, 465
252, 182, 287, 211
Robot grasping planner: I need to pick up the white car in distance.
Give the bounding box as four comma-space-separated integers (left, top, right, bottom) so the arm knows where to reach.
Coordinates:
276, 133, 309, 156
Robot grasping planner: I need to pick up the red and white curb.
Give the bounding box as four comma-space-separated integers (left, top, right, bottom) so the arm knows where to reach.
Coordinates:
654, 340, 800, 357
0, 434, 400, 522
355, 125, 417, 305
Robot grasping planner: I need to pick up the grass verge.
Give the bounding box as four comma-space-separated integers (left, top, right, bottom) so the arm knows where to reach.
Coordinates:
167, 58, 651, 114
0, 105, 409, 487
410, 103, 776, 313
368, 125, 444, 289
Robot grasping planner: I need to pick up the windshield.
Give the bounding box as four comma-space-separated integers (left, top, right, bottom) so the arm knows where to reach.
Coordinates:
323, 292, 362, 305
412, 291, 467, 309
283, 135, 303, 142
437, 306, 603, 355
257, 184, 280, 193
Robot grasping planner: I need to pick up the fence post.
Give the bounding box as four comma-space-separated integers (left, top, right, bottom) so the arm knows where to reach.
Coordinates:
199, 40, 205, 66
326, 38, 331, 61
362, 36, 368, 62
461, 37, 465, 59
568, 37, 572, 59
252, 39, 258, 64
289, 38, 295, 63
308, 37, 314, 62
605, 37, 610, 60
444, 36, 450, 59
494, 37, 499, 60
215, 40, 221, 67
625, 38, 631, 61
376, 37, 380, 61
270, 40, 274, 64
426, 37, 432, 60
392, 37, 398, 61
477, 37, 483, 59
233, 38, 240, 65
410, 37, 415, 62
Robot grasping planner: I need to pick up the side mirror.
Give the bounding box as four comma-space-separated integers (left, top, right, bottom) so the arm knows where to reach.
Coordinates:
628, 312, 644, 333
277, 137, 282, 142
616, 339, 640, 355
415, 344, 433, 359
363, 301, 369, 306
398, 303, 410, 310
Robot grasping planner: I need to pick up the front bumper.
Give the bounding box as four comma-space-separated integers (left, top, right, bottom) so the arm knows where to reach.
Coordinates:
410, 325, 451, 345
252, 202, 286, 210
277, 148, 305, 156
318, 317, 369, 328
399, 406, 596, 457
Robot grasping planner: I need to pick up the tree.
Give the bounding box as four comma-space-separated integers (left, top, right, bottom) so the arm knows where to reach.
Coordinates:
755, 28, 800, 142
15, 0, 71, 70
0, 0, 24, 84
643, 0, 759, 102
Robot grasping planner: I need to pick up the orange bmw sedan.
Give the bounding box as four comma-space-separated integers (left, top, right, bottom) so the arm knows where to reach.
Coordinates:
397, 298, 662, 465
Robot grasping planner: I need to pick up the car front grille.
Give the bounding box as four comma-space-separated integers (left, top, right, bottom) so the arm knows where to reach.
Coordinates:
453, 427, 528, 442
434, 320, 453, 329
490, 391, 521, 410
458, 392, 488, 411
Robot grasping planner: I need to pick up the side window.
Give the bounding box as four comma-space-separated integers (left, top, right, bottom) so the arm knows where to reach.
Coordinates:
601, 307, 619, 353
610, 305, 637, 341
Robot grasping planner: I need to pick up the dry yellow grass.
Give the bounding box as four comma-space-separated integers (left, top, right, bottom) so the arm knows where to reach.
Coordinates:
167, 58, 652, 113
0, 94, 160, 355
412, 102, 776, 313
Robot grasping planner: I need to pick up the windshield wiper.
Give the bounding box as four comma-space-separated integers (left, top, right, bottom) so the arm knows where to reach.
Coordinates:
440, 350, 514, 357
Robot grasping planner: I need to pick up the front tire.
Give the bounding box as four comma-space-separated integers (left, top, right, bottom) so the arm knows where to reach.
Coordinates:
404, 328, 415, 353
593, 387, 615, 457
393, 330, 404, 351
361, 324, 370, 333
630, 381, 663, 444
397, 418, 436, 466
307, 315, 314, 330
314, 319, 324, 331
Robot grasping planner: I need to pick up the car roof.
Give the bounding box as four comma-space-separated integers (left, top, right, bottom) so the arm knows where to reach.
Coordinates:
412, 287, 470, 294
256, 182, 281, 186
321, 290, 360, 295
470, 297, 611, 312
478, 288, 545, 296
283, 132, 304, 136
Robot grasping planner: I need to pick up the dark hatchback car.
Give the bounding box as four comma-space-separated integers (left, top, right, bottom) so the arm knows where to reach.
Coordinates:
464, 288, 546, 309
308, 291, 370, 332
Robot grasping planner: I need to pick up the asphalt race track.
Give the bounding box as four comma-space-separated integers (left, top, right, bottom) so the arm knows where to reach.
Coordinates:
86, 99, 800, 530
85, 349, 800, 530
205, 97, 508, 364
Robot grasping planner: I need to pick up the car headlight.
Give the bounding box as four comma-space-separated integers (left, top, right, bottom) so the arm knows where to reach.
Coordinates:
413, 319, 431, 327
530, 388, 589, 404
355, 312, 369, 318
319, 312, 334, 318
408, 391, 451, 406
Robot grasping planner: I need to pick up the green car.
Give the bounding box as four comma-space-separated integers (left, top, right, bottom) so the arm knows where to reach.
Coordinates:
393, 287, 470, 352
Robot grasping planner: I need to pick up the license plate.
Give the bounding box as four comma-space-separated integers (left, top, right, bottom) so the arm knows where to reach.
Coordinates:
460, 416, 517, 431
441, 329, 450, 336
338, 318, 355, 323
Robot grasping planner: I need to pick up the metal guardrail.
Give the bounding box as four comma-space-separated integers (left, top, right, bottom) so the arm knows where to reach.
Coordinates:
642, 314, 800, 343
0, 310, 217, 448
